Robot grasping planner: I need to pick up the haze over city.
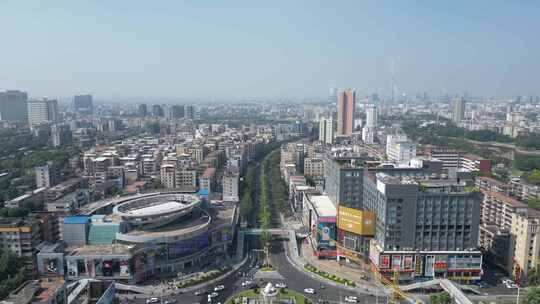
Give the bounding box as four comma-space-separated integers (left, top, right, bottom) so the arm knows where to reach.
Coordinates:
1, 1, 540, 99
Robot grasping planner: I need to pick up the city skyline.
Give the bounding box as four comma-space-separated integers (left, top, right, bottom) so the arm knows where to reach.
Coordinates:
1, 1, 540, 99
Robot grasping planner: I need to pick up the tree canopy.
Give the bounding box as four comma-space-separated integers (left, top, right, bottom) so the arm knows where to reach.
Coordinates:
429, 292, 452, 304
527, 287, 540, 304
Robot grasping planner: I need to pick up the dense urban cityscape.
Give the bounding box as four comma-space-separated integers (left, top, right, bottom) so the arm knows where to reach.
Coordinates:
2, 2, 540, 304
2, 88, 540, 304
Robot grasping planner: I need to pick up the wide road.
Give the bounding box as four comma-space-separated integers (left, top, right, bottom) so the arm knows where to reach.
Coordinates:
269, 239, 383, 304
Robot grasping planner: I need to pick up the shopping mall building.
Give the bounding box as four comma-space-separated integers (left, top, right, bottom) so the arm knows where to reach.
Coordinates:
37, 192, 238, 283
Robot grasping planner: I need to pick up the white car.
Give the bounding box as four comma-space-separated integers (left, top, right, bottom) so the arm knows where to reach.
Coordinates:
276, 282, 287, 288
146, 298, 159, 304
214, 285, 225, 291
209, 292, 219, 298
304, 288, 315, 294
241, 280, 252, 286
345, 296, 358, 303
506, 282, 518, 289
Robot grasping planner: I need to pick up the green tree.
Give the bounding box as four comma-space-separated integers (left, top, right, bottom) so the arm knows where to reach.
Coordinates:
526, 169, 540, 185
144, 121, 161, 134
530, 268, 540, 286
429, 292, 452, 304
239, 192, 252, 220
527, 287, 540, 304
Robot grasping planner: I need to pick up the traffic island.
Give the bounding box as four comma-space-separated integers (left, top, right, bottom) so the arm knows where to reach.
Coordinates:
304, 263, 357, 287
226, 284, 314, 304
176, 266, 231, 289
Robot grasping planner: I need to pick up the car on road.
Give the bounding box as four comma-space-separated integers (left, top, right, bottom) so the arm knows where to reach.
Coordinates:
146, 298, 159, 304
164, 300, 176, 304
304, 288, 315, 294
209, 292, 219, 298
275, 282, 286, 288
214, 285, 225, 291
345, 296, 358, 303
476, 282, 489, 289
241, 280, 253, 286
505, 282, 518, 289
195, 290, 206, 296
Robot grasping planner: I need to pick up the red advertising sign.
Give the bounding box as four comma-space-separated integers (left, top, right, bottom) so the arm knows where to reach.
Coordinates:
403, 255, 413, 269
434, 261, 447, 270
380, 255, 390, 269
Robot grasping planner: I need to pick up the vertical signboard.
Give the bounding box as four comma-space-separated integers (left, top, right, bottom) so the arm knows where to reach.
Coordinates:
380, 255, 390, 269
392, 255, 402, 270
425, 255, 435, 277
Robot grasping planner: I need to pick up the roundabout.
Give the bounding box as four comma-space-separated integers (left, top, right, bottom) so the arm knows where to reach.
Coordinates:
225, 285, 313, 304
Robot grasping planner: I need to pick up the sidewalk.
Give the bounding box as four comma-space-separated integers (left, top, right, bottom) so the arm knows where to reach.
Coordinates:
116, 256, 248, 298
298, 239, 378, 289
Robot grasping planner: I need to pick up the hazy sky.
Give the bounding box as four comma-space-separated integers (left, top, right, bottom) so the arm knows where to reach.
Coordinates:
1, 1, 539, 100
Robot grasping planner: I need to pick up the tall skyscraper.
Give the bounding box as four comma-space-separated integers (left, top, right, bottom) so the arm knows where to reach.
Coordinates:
337, 89, 355, 136
184, 104, 194, 119
0, 90, 28, 122
318, 117, 333, 144
152, 104, 164, 117
365, 104, 378, 128
27, 99, 59, 127
165, 105, 184, 120
138, 104, 148, 116
452, 97, 466, 123
72, 95, 93, 114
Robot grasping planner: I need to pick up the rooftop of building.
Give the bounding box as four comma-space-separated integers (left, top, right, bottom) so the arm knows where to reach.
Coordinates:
476, 175, 508, 186
64, 216, 90, 225
0, 217, 34, 228
483, 190, 527, 208
65, 244, 133, 256
308, 195, 336, 218
3, 278, 65, 304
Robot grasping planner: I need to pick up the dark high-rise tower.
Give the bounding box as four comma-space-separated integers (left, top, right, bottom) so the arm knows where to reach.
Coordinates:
138, 104, 148, 117
0, 90, 28, 122
73, 95, 93, 114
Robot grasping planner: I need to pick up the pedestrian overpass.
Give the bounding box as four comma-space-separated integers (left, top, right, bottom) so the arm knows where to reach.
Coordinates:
400, 278, 474, 304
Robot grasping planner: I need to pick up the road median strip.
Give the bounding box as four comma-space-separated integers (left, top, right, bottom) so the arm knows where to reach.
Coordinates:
303, 263, 357, 287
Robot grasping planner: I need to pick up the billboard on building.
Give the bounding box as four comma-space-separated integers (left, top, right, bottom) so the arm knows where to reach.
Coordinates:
119, 260, 130, 277
392, 255, 402, 270
41, 257, 61, 275
403, 255, 414, 269
380, 255, 390, 269
337, 206, 375, 236
67, 260, 78, 277
316, 221, 336, 249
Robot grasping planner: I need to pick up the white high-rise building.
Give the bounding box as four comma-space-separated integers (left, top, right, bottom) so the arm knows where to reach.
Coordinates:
222, 168, 240, 202
35, 163, 57, 188
362, 127, 375, 144
160, 164, 176, 189
27, 99, 58, 127
386, 134, 416, 164
365, 104, 378, 128
318, 117, 333, 145
452, 97, 466, 123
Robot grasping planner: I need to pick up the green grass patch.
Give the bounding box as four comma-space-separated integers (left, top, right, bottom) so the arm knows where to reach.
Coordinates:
304, 263, 357, 287
260, 265, 274, 272
176, 266, 231, 289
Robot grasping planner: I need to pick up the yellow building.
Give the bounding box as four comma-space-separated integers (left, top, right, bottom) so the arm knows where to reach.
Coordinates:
511, 209, 540, 284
